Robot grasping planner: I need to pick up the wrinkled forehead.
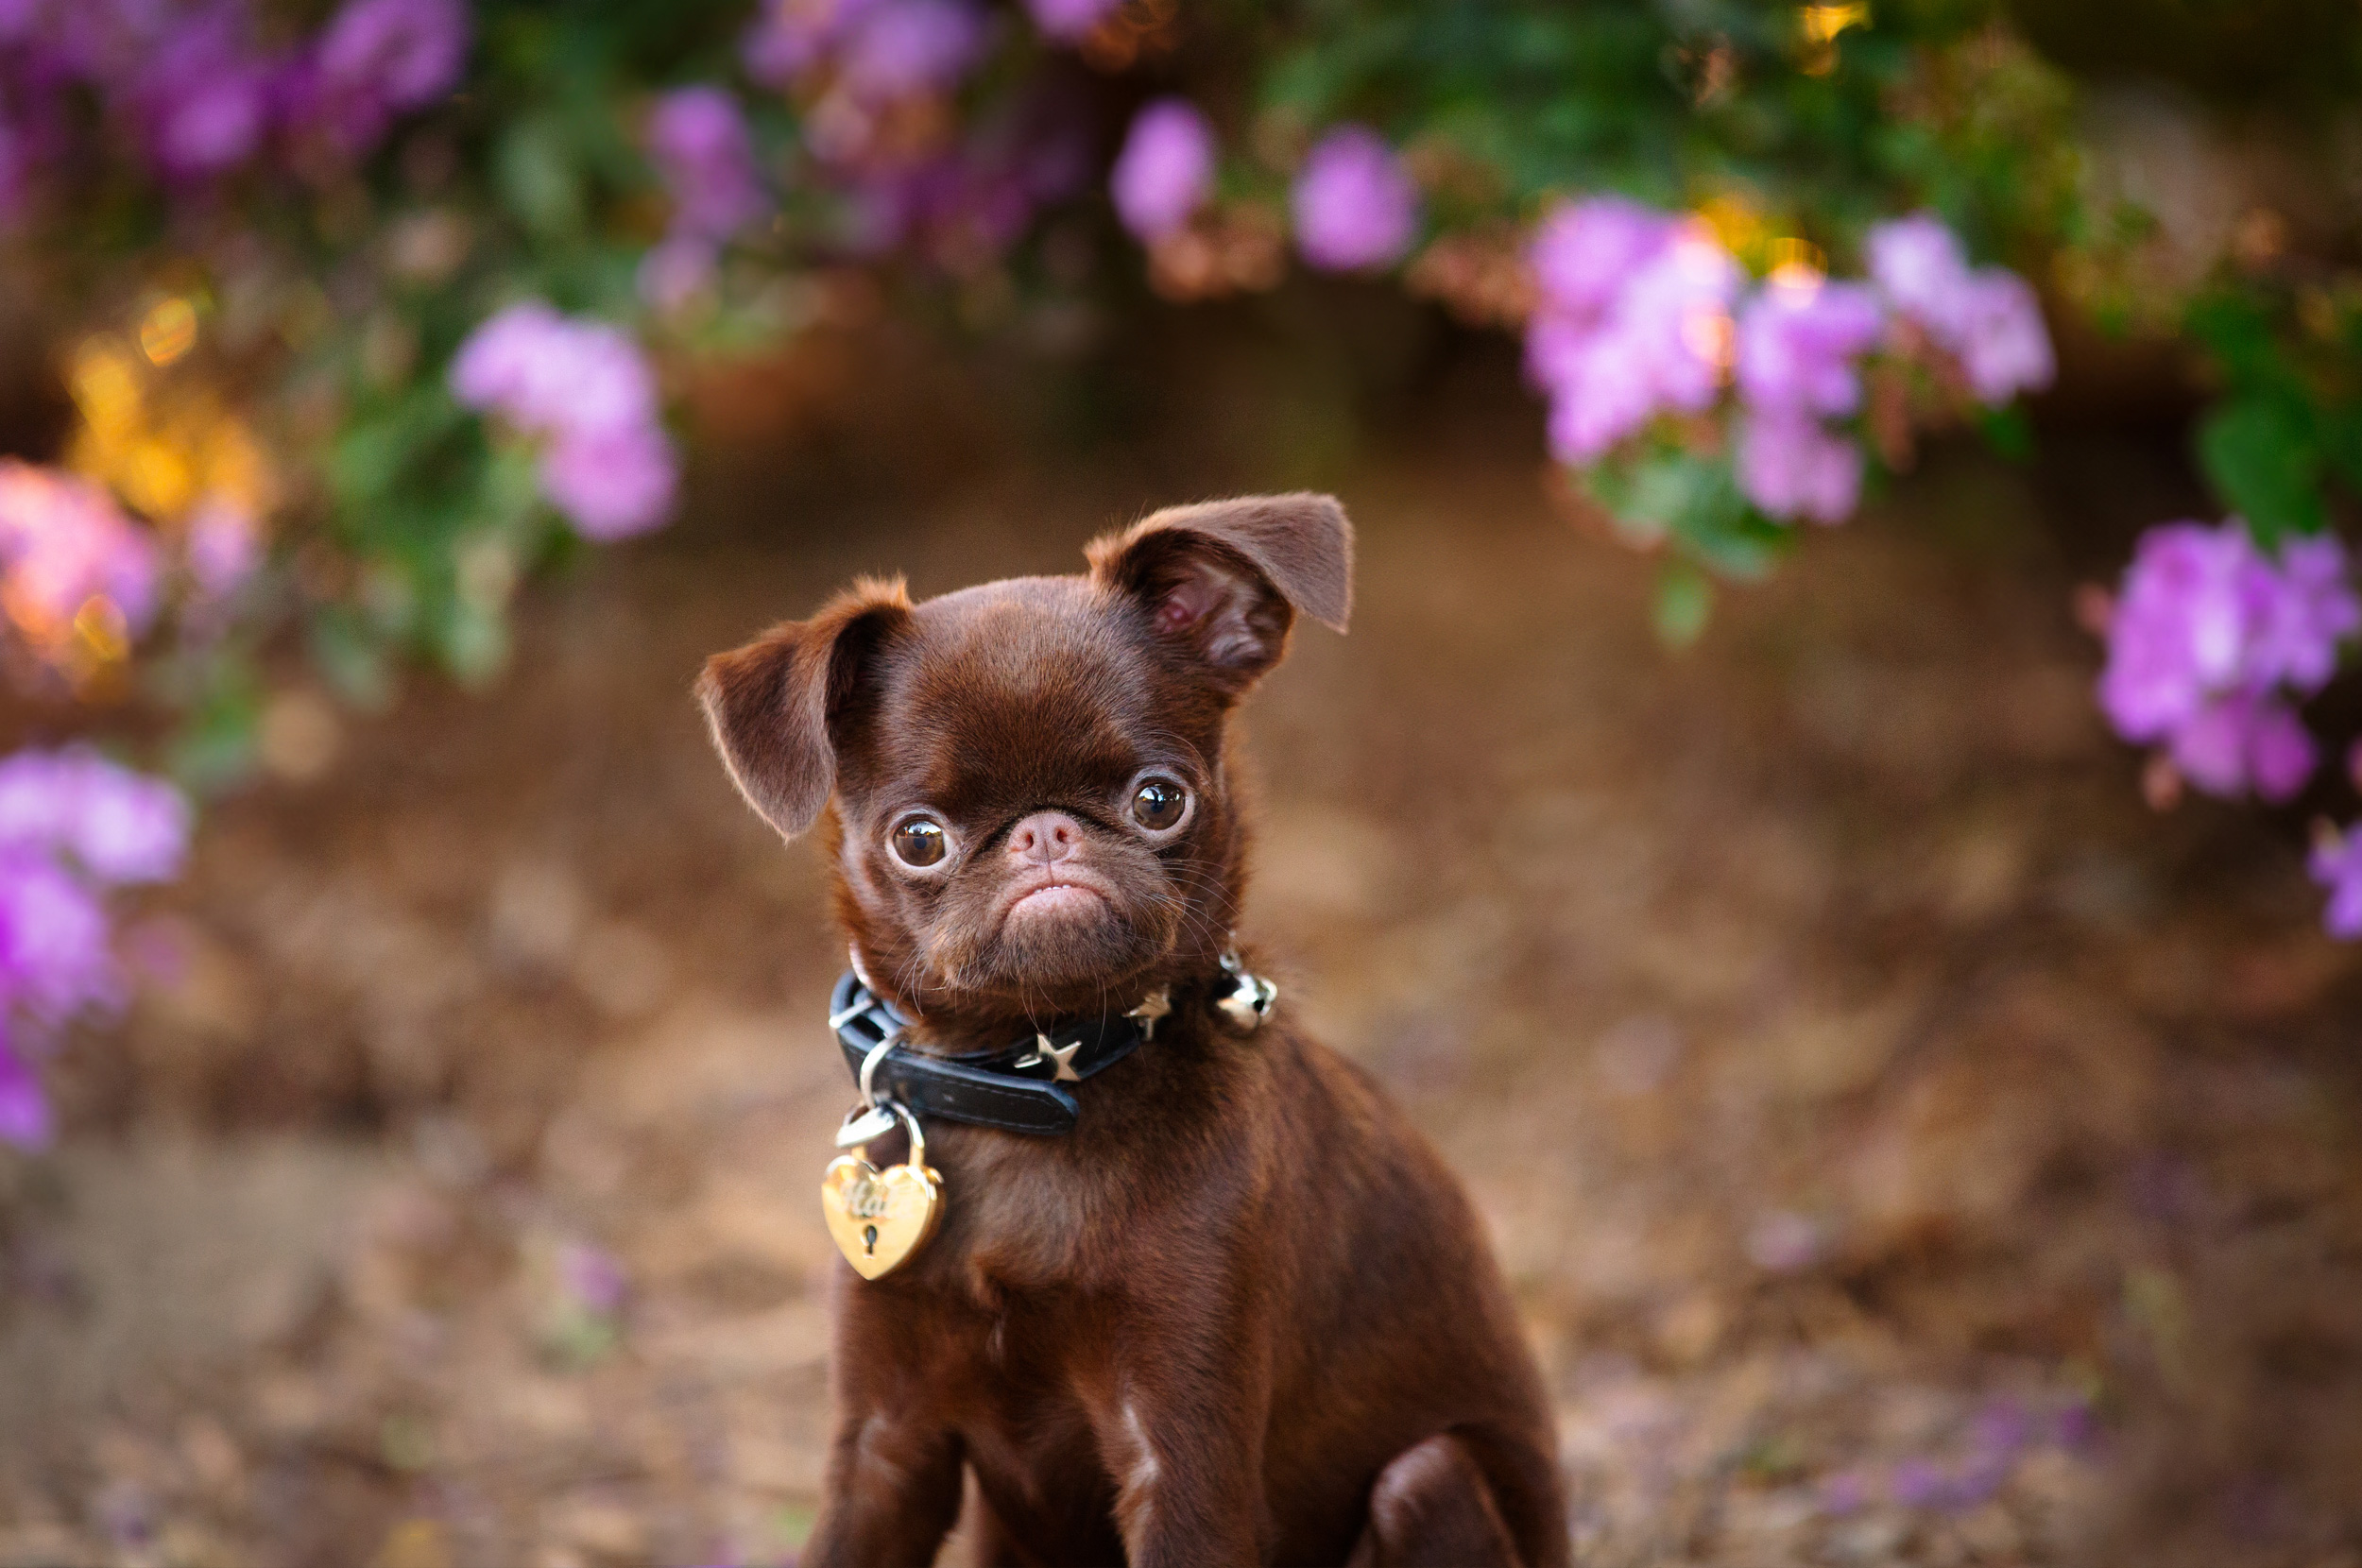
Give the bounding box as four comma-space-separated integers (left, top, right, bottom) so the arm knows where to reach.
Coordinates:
860, 579, 1195, 812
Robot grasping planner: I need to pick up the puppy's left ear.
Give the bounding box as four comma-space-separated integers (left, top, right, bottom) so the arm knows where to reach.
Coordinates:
1086, 492, 1353, 694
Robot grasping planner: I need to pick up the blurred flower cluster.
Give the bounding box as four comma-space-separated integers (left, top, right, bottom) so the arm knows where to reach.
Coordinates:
2097, 522, 2354, 804
451, 303, 678, 541
1522, 199, 2052, 540
0, 0, 466, 204
0, 748, 188, 1147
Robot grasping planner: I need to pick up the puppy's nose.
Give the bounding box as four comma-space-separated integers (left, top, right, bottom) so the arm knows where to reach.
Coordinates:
1007, 810, 1082, 866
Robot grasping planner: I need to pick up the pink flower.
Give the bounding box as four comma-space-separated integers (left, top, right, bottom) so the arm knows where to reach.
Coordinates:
1867, 212, 2053, 406
1524, 206, 1739, 463
2166, 692, 2315, 801
1953, 271, 2053, 404
1736, 279, 1885, 418
2313, 826, 2362, 939
1024, 0, 1118, 40
836, 0, 985, 100
744, 0, 876, 85
538, 424, 677, 542
1530, 197, 1675, 325
646, 86, 766, 244
1737, 410, 1862, 525
2098, 520, 2354, 802
297, 0, 468, 152
0, 1029, 48, 1150
2098, 521, 2272, 741
133, 9, 276, 179
1866, 213, 1973, 334
450, 304, 679, 540
185, 496, 262, 601
0, 461, 162, 644
557, 1241, 627, 1314
2253, 533, 2359, 690
1110, 97, 1213, 241
0, 748, 190, 886
1292, 126, 1419, 272
0, 849, 116, 1028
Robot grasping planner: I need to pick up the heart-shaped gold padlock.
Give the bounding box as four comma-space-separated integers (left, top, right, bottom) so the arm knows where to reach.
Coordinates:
821, 1099, 942, 1280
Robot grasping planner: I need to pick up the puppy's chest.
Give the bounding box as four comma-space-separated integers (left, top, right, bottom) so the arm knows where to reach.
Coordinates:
927, 1130, 1136, 1285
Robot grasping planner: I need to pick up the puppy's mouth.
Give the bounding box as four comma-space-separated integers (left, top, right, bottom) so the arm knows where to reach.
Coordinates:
997, 870, 1118, 928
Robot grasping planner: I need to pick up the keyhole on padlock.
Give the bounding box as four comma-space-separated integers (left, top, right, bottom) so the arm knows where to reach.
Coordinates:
863, 1223, 879, 1254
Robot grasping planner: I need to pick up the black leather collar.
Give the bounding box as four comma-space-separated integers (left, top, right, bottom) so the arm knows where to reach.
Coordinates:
829, 969, 1155, 1136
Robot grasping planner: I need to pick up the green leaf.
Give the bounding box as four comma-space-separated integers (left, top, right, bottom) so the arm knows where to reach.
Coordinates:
2197, 396, 2323, 543
1652, 561, 1714, 648
496, 117, 586, 238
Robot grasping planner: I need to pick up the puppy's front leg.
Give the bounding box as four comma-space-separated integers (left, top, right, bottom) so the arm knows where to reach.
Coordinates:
1087, 1352, 1269, 1567
802, 1410, 964, 1568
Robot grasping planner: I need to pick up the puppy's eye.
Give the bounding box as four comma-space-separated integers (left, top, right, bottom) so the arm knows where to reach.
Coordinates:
889, 814, 948, 868
1131, 778, 1189, 832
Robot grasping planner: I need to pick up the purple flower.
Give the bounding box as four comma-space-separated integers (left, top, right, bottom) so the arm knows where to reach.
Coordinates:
185, 496, 261, 601
1818, 1469, 1871, 1516
1292, 125, 1419, 272
538, 424, 676, 542
1888, 1458, 1950, 1508
743, 0, 875, 85
131, 7, 276, 179
1953, 270, 2053, 404
0, 1028, 48, 1150
1866, 213, 1973, 333
2253, 533, 2359, 690
315, 0, 467, 109
647, 86, 766, 245
0, 749, 190, 887
2098, 520, 2354, 802
1736, 279, 1885, 418
1530, 197, 1675, 326
2098, 522, 2270, 741
2311, 826, 2362, 939
450, 304, 679, 540
1025, 0, 1118, 39
451, 304, 660, 435
836, 0, 985, 100
2098, 521, 2355, 763
1867, 212, 2053, 405
1737, 410, 1862, 525
557, 1241, 626, 1314
1525, 206, 1739, 463
1110, 97, 1213, 242
0, 849, 116, 1028
297, 0, 469, 154
0, 461, 163, 647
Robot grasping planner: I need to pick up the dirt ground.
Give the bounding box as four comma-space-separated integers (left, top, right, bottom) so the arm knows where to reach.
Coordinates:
2, 329, 2359, 1568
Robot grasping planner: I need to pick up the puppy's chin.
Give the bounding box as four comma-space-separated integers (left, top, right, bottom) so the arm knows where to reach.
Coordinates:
903, 875, 1179, 1014
985, 889, 1144, 988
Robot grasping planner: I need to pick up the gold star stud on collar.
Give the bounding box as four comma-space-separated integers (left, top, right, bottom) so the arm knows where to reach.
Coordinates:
1030, 1034, 1084, 1082
1125, 988, 1172, 1040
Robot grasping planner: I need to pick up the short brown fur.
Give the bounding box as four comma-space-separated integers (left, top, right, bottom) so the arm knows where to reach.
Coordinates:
697, 493, 1567, 1567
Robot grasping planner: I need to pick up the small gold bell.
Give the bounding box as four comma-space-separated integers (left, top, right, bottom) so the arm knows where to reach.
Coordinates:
1214, 951, 1276, 1032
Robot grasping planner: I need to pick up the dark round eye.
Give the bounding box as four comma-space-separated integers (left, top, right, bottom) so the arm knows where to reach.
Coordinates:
1131, 778, 1188, 832
889, 815, 948, 868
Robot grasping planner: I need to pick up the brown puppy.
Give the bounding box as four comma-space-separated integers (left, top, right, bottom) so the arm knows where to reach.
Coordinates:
698, 495, 1566, 1567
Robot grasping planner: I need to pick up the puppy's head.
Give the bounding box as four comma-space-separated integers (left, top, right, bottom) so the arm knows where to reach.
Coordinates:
696, 494, 1352, 1024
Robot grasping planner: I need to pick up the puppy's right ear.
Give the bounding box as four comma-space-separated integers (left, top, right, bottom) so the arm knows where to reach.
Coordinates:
695, 577, 912, 841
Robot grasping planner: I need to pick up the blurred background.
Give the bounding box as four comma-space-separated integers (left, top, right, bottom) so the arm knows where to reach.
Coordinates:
1, 2, 2361, 1564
